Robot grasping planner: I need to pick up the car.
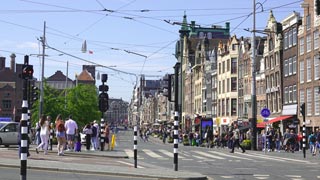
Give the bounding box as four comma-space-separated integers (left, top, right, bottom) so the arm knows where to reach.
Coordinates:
0, 121, 31, 147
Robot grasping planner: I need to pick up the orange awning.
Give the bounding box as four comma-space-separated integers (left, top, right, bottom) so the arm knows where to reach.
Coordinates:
256, 115, 293, 128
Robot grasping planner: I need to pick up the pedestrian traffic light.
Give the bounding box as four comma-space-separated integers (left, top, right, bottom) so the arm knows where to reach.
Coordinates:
300, 103, 305, 116
22, 65, 34, 79
316, 0, 320, 15
31, 85, 39, 103
162, 74, 172, 102
99, 92, 109, 112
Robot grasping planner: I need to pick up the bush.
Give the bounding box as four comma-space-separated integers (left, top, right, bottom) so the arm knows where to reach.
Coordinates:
183, 136, 189, 146
241, 139, 251, 150
168, 136, 173, 143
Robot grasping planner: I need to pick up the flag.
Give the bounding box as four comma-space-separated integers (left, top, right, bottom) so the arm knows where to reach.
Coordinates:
89, 50, 93, 54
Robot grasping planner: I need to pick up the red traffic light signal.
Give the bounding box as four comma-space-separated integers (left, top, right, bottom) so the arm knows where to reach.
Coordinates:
22, 65, 34, 79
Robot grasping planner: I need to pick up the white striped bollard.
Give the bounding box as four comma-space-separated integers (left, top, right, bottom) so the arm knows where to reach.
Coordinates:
134, 126, 137, 168
50, 123, 54, 150
20, 82, 28, 180
100, 118, 105, 151
173, 111, 179, 171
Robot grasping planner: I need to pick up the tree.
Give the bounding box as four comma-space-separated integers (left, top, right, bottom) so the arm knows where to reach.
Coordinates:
66, 84, 100, 128
31, 82, 100, 128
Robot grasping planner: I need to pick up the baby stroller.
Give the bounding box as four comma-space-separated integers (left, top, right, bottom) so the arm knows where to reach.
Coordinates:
284, 137, 296, 153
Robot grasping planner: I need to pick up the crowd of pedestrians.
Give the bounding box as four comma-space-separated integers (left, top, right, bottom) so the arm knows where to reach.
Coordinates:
32, 114, 111, 156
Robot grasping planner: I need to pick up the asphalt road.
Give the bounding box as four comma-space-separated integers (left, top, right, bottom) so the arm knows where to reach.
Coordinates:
117, 129, 320, 180
0, 166, 157, 180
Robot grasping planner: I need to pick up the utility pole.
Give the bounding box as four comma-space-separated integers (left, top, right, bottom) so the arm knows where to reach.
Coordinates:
251, 0, 258, 150
39, 21, 46, 118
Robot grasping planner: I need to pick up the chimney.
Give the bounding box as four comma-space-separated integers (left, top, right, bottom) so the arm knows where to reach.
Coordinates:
0, 57, 5, 70
10, 53, 16, 72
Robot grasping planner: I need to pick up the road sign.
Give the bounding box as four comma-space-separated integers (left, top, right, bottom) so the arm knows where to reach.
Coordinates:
260, 108, 270, 118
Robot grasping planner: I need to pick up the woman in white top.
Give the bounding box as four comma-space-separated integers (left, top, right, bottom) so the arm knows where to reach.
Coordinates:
35, 115, 50, 155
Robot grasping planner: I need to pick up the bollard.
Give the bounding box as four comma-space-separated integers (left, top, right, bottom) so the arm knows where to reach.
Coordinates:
173, 111, 179, 171
20, 79, 28, 180
100, 118, 105, 151
134, 126, 137, 168
50, 123, 54, 150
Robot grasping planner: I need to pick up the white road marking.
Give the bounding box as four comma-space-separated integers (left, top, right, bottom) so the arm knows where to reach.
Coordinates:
249, 152, 312, 163
192, 151, 225, 160
192, 155, 207, 160
220, 176, 234, 178
124, 149, 144, 159
285, 175, 301, 178
235, 152, 286, 162
209, 150, 254, 160
116, 161, 144, 168
142, 149, 162, 158
158, 149, 187, 159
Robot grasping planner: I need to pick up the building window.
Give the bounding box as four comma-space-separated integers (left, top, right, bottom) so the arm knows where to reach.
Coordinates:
299, 37, 304, 55
300, 61, 304, 83
293, 27, 297, 46
306, 15, 311, 30
307, 58, 311, 81
300, 89, 305, 104
231, 98, 237, 116
289, 86, 293, 103
270, 55, 274, 69
231, 58, 237, 74
306, 88, 312, 116
231, 77, 237, 91
219, 63, 221, 74
284, 87, 288, 104
293, 85, 297, 103
227, 78, 230, 92
315, 87, 320, 115
307, 34, 311, 52
275, 52, 279, 66
293, 56, 297, 74
284, 31, 288, 49
289, 57, 293, 76
226, 98, 229, 116
222, 61, 225, 73
314, 30, 319, 50
315, 54, 319, 80
289, 29, 293, 47
2, 100, 12, 109
227, 59, 230, 72
222, 80, 225, 93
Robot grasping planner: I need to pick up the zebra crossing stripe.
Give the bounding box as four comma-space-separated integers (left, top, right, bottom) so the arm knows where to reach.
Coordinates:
235, 152, 286, 162
158, 149, 187, 159
192, 151, 225, 160
143, 149, 162, 158
117, 161, 144, 169
124, 149, 144, 159
249, 152, 311, 163
208, 151, 253, 161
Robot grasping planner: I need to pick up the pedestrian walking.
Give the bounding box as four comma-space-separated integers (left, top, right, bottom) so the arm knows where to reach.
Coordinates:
35, 115, 50, 155
92, 120, 100, 150
274, 129, 282, 152
35, 119, 41, 145
230, 123, 245, 153
104, 123, 110, 150
55, 114, 66, 156
64, 115, 78, 151
83, 124, 92, 151
308, 132, 317, 155
91, 122, 98, 150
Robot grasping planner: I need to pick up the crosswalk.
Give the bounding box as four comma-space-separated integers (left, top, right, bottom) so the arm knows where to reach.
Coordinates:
123, 148, 316, 164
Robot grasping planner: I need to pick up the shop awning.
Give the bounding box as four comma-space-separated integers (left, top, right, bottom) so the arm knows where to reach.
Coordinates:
256, 115, 293, 128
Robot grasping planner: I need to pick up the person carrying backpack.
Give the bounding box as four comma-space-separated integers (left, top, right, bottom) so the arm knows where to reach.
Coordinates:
91, 122, 98, 150
308, 132, 316, 155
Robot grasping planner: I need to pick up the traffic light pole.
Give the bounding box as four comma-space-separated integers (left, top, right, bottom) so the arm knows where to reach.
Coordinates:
301, 103, 306, 158
173, 62, 180, 171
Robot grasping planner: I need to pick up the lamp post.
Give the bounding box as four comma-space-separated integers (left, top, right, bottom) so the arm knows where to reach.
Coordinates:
251, 0, 257, 151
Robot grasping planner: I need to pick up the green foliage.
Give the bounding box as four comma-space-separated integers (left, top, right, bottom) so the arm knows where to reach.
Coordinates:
31, 82, 100, 128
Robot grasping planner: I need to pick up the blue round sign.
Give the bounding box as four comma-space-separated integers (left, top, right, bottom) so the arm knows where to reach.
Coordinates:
260, 108, 270, 118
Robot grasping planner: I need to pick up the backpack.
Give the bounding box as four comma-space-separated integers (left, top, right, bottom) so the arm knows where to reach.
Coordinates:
92, 126, 97, 137
310, 135, 316, 143
57, 123, 65, 132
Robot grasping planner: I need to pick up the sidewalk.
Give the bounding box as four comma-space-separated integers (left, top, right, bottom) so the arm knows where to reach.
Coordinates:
0, 147, 207, 180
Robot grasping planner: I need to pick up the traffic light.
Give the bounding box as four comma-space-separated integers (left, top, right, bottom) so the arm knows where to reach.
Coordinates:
22, 65, 34, 79
162, 74, 172, 102
300, 103, 305, 116
316, 0, 320, 15
99, 92, 109, 112
31, 85, 39, 104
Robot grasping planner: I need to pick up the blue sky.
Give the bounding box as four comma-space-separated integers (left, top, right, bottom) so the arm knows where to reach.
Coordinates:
0, 0, 303, 102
